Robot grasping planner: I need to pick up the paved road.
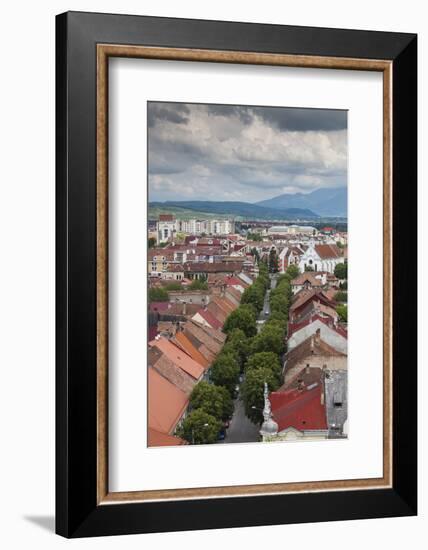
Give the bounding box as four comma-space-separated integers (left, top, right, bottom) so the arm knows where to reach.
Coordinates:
257, 274, 277, 328
223, 273, 279, 443
224, 397, 260, 443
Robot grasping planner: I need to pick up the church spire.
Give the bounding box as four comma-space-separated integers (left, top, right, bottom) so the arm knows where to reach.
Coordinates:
260, 382, 278, 439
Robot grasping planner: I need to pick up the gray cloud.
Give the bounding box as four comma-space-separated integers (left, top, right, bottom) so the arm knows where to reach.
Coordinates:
147, 103, 190, 128
254, 107, 347, 132
147, 102, 347, 202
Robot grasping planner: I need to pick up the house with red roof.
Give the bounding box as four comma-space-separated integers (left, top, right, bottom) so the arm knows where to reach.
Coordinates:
278, 245, 304, 273
192, 308, 223, 330
261, 383, 328, 441
289, 289, 337, 323
290, 272, 326, 294
147, 366, 189, 443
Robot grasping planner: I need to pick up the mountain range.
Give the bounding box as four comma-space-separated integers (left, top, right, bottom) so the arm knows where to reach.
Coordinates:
148, 201, 318, 220
256, 187, 347, 217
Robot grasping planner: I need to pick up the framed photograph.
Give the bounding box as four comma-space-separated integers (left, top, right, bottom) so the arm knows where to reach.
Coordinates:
56, 11, 417, 538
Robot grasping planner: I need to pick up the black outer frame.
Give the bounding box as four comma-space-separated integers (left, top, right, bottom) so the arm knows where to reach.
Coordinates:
56, 11, 417, 538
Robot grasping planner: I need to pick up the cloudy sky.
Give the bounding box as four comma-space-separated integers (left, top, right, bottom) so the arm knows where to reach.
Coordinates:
148, 102, 347, 203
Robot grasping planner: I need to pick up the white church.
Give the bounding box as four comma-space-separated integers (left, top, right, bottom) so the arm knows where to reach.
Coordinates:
298, 241, 343, 274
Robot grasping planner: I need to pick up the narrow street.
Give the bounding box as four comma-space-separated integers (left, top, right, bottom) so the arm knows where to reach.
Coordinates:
223, 273, 279, 443
257, 273, 277, 331
223, 396, 260, 443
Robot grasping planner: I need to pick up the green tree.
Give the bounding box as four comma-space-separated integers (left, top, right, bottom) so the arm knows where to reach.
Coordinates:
190, 382, 233, 421
334, 290, 348, 303
258, 261, 269, 277
223, 305, 257, 337
251, 325, 285, 356
209, 353, 240, 394
334, 262, 348, 280
266, 310, 288, 328
177, 409, 222, 444
241, 367, 280, 424
268, 248, 279, 273
149, 287, 169, 302
189, 279, 208, 290
224, 329, 250, 369
241, 283, 265, 313
247, 232, 263, 241
336, 304, 348, 322
305, 265, 314, 272
269, 294, 290, 316
148, 237, 156, 248
164, 281, 182, 291
250, 247, 260, 262
285, 264, 300, 279
245, 352, 282, 383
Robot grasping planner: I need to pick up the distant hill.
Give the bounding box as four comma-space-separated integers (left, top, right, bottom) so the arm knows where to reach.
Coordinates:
148, 200, 318, 220
256, 187, 347, 217
148, 204, 232, 221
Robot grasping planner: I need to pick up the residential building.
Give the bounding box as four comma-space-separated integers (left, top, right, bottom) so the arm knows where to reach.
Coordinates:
260, 382, 328, 442
148, 367, 189, 442
324, 369, 348, 438
282, 332, 347, 388
287, 322, 348, 354
157, 214, 176, 243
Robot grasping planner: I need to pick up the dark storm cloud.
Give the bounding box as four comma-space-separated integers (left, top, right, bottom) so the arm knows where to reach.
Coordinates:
254, 107, 347, 132
206, 104, 347, 132
206, 104, 254, 125
147, 103, 190, 127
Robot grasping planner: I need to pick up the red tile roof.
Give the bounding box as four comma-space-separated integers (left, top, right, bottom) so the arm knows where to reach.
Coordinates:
314, 244, 342, 260
149, 337, 205, 380
148, 346, 197, 395
149, 302, 170, 313
270, 384, 327, 432
193, 308, 223, 330
183, 262, 243, 273
148, 325, 158, 341
290, 289, 335, 313
173, 331, 210, 369
291, 273, 323, 287
148, 427, 187, 447
148, 367, 188, 434
288, 314, 347, 339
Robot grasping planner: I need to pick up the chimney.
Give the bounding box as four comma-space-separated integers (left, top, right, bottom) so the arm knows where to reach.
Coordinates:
182, 301, 187, 316
310, 336, 314, 353
305, 363, 310, 374
315, 328, 321, 345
